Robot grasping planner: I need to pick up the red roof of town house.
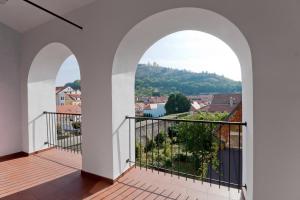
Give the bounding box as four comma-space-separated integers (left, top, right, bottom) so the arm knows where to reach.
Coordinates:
200, 94, 242, 114
135, 103, 145, 112
56, 105, 81, 114
67, 94, 81, 100
55, 86, 66, 94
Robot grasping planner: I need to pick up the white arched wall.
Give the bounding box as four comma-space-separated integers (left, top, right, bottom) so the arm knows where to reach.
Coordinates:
112, 7, 253, 198
27, 43, 75, 153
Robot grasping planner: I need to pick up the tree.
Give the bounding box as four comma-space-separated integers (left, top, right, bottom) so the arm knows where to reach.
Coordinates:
65, 80, 81, 90
155, 131, 167, 147
165, 93, 191, 115
176, 112, 228, 177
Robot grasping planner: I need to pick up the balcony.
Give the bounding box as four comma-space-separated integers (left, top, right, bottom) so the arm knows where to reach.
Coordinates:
0, 149, 241, 200
0, 112, 245, 199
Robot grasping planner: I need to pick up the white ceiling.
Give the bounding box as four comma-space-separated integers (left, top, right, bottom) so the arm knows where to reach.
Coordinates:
0, 0, 96, 32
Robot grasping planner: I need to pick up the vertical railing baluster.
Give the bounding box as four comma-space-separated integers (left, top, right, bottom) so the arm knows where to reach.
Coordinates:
69, 114, 72, 153
170, 122, 173, 177
61, 113, 65, 151
164, 120, 167, 176
193, 122, 196, 182
219, 125, 221, 188
80, 115, 82, 152
185, 121, 188, 181
177, 121, 180, 179
129, 118, 131, 167
238, 124, 241, 191
157, 119, 160, 174
145, 120, 148, 170
68, 114, 71, 152
48, 113, 52, 147
56, 113, 59, 149
51, 113, 55, 148
55, 113, 58, 149
210, 123, 213, 187
152, 119, 154, 172
76, 115, 79, 153
228, 124, 231, 190
45, 112, 49, 147
135, 118, 137, 168
201, 123, 204, 184
139, 120, 142, 169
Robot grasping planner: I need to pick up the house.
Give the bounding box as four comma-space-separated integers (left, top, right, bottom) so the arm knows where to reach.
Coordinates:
190, 101, 202, 112
135, 102, 145, 116
56, 86, 81, 106
200, 94, 243, 148
143, 103, 166, 117
200, 94, 242, 114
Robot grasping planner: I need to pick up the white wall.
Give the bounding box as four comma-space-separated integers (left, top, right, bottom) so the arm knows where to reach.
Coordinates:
0, 24, 22, 156
14, 0, 300, 199
26, 43, 73, 153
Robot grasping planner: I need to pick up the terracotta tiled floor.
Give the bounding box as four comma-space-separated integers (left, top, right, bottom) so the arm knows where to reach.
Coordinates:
0, 149, 241, 200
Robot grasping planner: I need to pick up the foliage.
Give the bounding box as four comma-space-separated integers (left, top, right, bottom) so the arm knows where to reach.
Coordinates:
135, 64, 242, 96
136, 143, 142, 160
144, 139, 155, 153
176, 112, 229, 176
72, 121, 81, 129
65, 80, 81, 90
165, 93, 191, 115
154, 131, 167, 147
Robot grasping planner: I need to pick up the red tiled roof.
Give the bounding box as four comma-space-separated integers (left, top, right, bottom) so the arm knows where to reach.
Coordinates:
211, 94, 241, 105
200, 104, 237, 113
67, 94, 81, 100
200, 94, 242, 113
56, 105, 81, 114
56, 86, 66, 94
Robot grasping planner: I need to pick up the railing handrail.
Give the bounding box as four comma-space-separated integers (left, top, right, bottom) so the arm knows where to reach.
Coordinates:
126, 116, 247, 126
43, 111, 82, 116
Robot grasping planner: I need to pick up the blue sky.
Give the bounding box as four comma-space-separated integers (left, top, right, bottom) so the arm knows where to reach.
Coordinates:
56, 30, 241, 86
56, 55, 81, 86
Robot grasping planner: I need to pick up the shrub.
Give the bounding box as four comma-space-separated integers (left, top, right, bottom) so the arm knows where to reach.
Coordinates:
155, 131, 167, 147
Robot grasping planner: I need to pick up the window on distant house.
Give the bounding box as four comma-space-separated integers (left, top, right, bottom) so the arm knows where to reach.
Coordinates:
61, 96, 64, 100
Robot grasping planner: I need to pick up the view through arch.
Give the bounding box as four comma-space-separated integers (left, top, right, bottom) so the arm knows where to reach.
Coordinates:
111, 7, 253, 197
27, 43, 82, 154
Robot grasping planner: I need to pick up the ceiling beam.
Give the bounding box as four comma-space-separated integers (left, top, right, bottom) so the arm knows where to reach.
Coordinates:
23, 0, 83, 30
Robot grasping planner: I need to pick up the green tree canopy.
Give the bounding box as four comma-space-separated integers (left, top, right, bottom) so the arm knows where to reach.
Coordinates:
165, 93, 191, 115
65, 80, 81, 90
176, 112, 229, 176
135, 64, 242, 96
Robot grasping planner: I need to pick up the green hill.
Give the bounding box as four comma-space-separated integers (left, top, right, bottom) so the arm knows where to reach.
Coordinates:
135, 64, 242, 96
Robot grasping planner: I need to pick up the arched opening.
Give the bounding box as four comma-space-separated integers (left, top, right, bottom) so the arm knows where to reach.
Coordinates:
27, 43, 81, 154
112, 7, 253, 198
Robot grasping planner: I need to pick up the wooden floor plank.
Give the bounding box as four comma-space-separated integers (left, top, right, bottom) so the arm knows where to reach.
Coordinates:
0, 149, 241, 200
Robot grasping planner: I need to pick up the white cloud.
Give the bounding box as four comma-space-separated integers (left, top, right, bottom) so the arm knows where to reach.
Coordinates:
139, 30, 241, 81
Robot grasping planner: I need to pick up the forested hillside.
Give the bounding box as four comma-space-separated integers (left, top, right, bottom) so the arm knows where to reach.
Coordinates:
135, 64, 242, 96
64, 64, 242, 96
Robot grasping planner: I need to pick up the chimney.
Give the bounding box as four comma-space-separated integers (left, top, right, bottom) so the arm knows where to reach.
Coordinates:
229, 97, 234, 107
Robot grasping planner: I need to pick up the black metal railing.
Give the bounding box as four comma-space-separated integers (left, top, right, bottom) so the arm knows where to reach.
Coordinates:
44, 111, 82, 153
126, 116, 247, 190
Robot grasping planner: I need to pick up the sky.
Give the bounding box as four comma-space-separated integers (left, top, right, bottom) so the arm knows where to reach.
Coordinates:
56, 55, 81, 86
56, 30, 241, 86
